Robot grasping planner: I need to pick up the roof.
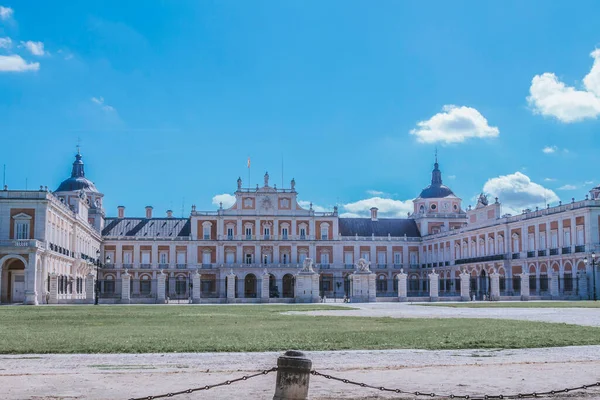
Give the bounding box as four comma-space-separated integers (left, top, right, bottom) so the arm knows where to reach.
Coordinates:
55, 152, 100, 193
339, 218, 421, 237
417, 160, 456, 199
102, 218, 191, 238
418, 184, 455, 199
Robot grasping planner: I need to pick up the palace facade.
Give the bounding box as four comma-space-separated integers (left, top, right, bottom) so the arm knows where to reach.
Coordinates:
1, 152, 599, 304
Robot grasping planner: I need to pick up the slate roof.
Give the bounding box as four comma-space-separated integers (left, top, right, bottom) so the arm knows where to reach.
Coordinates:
56, 152, 100, 193
102, 218, 191, 238
339, 218, 421, 237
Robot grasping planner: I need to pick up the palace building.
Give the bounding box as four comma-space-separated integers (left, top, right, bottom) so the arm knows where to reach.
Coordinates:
1, 152, 599, 304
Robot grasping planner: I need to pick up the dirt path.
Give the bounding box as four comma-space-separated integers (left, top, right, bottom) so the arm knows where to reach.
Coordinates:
2, 346, 600, 399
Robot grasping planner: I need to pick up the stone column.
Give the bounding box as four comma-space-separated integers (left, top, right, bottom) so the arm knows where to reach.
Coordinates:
520, 272, 530, 301
156, 271, 167, 304
49, 272, 58, 304
227, 270, 236, 303
549, 270, 559, 299
351, 272, 376, 302
85, 272, 95, 304
489, 270, 500, 301
294, 260, 319, 303
397, 269, 407, 302
24, 252, 38, 305
428, 270, 439, 301
192, 270, 201, 303
578, 271, 588, 299
460, 270, 470, 301
273, 350, 312, 400
261, 270, 270, 302
121, 270, 131, 304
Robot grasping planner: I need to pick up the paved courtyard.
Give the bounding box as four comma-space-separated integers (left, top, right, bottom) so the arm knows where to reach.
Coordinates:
1, 303, 600, 399
2, 346, 600, 399
288, 301, 600, 327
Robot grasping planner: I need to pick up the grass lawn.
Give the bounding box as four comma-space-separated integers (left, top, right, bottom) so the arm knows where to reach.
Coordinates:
1, 304, 599, 354
418, 301, 600, 308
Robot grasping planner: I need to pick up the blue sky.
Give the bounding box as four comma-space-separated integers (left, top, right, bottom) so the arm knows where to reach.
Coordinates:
1, 1, 600, 218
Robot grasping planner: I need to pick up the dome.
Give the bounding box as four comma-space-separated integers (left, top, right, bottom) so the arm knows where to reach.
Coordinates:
55, 152, 99, 193
419, 184, 455, 199
417, 159, 455, 199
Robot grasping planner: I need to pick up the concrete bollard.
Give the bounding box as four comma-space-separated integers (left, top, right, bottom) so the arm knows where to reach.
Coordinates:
273, 350, 312, 400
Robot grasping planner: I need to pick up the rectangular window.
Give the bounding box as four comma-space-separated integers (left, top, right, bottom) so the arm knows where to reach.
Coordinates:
577, 228, 584, 246
202, 252, 211, 265
227, 228, 234, 239
140, 280, 151, 295
299, 253, 307, 263
360, 252, 370, 261
377, 252, 386, 265
281, 228, 288, 240
528, 234, 535, 251
564, 230, 571, 247
394, 252, 401, 265
320, 228, 328, 240
203, 227, 210, 240
551, 230, 558, 248
245, 227, 252, 240
264, 228, 270, 240
160, 252, 168, 264
245, 253, 253, 264
344, 252, 353, 265
321, 253, 329, 265
226, 252, 234, 264
410, 252, 417, 265
176, 251, 186, 265
141, 251, 150, 264
123, 252, 132, 265
16, 222, 29, 240
299, 228, 306, 239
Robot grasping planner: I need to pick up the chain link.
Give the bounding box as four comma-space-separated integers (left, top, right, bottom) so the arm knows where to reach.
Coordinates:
311, 370, 600, 400
128, 367, 277, 400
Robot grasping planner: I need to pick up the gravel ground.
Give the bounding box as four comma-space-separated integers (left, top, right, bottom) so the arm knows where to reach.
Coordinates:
1, 346, 600, 399
3, 303, 600, 399
285, 302, 600, 327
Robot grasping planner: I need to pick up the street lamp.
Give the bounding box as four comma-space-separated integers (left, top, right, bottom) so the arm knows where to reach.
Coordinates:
95, 250, 111, 305
584, 252, 598, 301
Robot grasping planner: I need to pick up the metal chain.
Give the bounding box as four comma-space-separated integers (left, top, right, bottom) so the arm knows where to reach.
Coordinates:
311, 370, 600, 400
128, 367, 277, 400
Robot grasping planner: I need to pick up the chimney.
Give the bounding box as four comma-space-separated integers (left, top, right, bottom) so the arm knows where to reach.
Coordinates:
145, 206, 153, 219
166, 209, 173, 218
117, 206, 125, 219
370, 207, 378, 221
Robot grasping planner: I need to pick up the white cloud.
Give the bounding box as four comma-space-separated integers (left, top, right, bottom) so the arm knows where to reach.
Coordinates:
482, 172, 559, 214
366, 190, 385, 196
584, 180, 594, 185
0, 37, 12, 49
558, 184, 578, 191
527, 50, 600, 123
91, 96, 115, 112
212, 193, 236, 208
544, 178, 556, 182
0, 54, 39, 72
343, 197, 413, 218
0, 5, 13, 20
410, 105, 499, 144
21, 40, 45, 56
298, 200, 328, 213
542, 146, 557, 154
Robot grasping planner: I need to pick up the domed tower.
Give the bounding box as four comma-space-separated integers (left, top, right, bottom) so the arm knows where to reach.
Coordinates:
54, 149, 105, 231
412, 155, 466, 235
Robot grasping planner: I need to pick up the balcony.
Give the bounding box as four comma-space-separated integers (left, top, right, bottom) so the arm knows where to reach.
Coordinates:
344, 264, 354, 270
376, 264, 387, 269
201, 263, 213, 269
527, 251, 535, 258
512, 253, 520, 259
575, 245, 586, 253
104, 263, 115, 269
538, 250, 546, 257
393, 264, 403, 269
0, 239, 43, 248
140, 264, 152, 269
410, 264, 420, 269
176, 263, 187, 269
203, 235, 211, 240
454, 254, 506, 265
158, 263, 169, 270
123, 264, 133, 269
318, 264, 331, 269
562, 247, 571, 254
227, 235, 234, 241
549, 248, 559, 256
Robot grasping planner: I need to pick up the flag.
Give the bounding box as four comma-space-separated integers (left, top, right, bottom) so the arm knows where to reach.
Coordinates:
247, 157, 251, 168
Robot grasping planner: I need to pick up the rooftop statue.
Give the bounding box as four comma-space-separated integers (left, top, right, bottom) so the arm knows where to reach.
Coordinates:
355, 258, 371, 273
